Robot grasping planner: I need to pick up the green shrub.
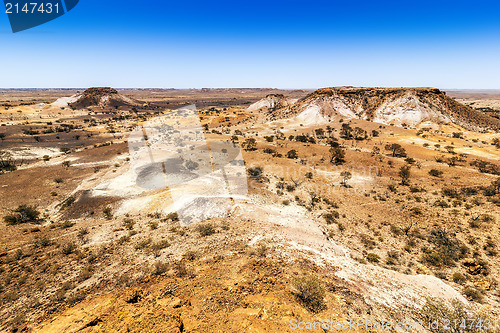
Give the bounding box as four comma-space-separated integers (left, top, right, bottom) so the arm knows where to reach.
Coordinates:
360, 234, 376, 249
117, 235, 130, 245
366, 253, 380, 263
150, 239, 170, 253
452, 272, 467, 284
390, 224, 402, 235
60, 196, 76, 209
293, 275, 326, 313
421, 229, 468, 267
421, 250, 449, 267
428, 229, 468, 261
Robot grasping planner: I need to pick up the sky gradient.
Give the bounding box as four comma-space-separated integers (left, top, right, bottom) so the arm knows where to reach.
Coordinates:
1, 0, 500, 89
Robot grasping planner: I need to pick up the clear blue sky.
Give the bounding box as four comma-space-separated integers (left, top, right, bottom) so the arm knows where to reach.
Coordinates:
1, 0, 499, 89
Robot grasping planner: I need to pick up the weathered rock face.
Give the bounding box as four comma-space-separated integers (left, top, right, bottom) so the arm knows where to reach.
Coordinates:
254, 87, 500, 130
247, 94, 297, 112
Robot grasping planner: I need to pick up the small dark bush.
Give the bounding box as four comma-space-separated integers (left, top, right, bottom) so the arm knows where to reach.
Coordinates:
4, 205, 41, 225
60, 196, 76, 209
425, 229, 468, 266
134, 237, 152, 250
62, 242, 77, 255
165, 212, 179, 222
429, 169, 443, 177
150, 240, 170, 254
60, 220, 75, 229
286, 150, 298, 159
103, 207, 113, 220
422, 250, 450, 267
248, 167, 264, 182
123, 218, 135, 230
463, 287, 484, 302
323, 213, 337, 224
434, 200, 450, 208
366, 253, 380, 263
34, 235, 51, 248
196, 223, 216, 237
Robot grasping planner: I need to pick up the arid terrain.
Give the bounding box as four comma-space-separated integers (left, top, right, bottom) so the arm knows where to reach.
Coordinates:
0, 87, 499, 332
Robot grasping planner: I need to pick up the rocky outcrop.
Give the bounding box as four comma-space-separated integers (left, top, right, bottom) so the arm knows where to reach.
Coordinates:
53, 87, 141, 109
257, 87, 500, 130
247, 94, 297, 112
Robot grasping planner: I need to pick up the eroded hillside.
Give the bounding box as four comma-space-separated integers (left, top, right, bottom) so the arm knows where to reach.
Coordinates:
0, 88, 499, 332
256, 87, 500, 131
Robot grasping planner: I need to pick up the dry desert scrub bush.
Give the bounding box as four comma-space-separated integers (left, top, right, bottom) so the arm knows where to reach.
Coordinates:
4, 205, 41, 225
420, 298, 498, 332
292, 275, 326, 313
195, 223, 216, 237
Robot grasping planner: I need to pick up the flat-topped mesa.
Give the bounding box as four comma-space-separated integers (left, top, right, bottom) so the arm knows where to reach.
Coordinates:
250, 86, 500, 131
52, 87, 141, 110
312, 86, 442, 97
81, 87, 119, 97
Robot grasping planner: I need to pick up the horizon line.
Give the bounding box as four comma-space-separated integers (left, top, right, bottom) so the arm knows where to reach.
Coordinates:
0, 87, 500, 91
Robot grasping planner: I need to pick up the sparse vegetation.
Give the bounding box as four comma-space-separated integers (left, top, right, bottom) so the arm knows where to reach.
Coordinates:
1, 88, 500, 331
248, 166, 264, 182
329, 146, 345, 165
103, 207, 113, 220
195, 223, 216, 237
286, 149, 298, 159
429, 169, 443, 177
293, 275, 326, 313
399, 165, 411, 185
421, 298, 494, 332
62, 242, 77, 255
4, 205, 41, 225
366, 253, 380, 263
385, 143, 407, 157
